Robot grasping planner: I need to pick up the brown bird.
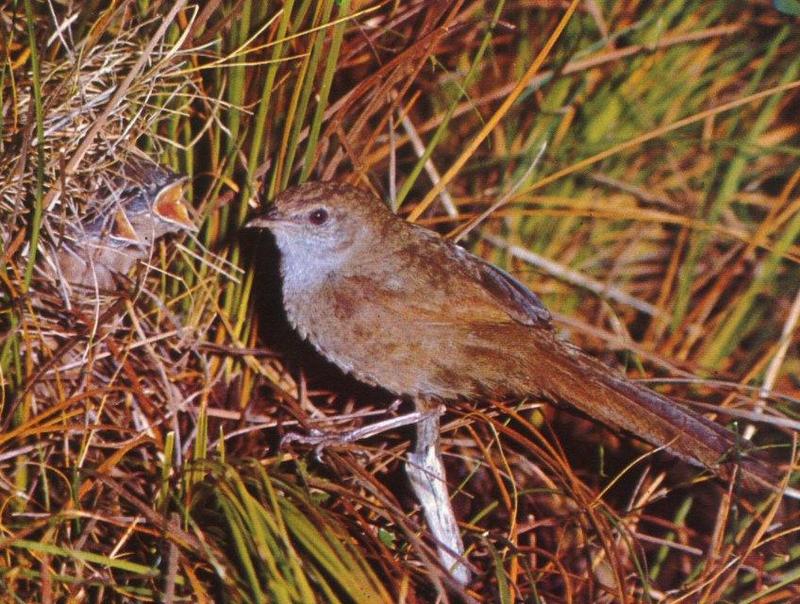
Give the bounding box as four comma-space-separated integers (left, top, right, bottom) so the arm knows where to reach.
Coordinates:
47, 158, 195, 289
247, 182, 774, 482
246, 181, 782, 583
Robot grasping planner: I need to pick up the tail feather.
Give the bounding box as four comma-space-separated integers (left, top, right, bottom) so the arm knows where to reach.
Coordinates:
540, 344, 778, 491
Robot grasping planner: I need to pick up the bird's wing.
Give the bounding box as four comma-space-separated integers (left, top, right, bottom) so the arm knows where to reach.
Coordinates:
412, 226, 552, 327
463, 250, 551, 326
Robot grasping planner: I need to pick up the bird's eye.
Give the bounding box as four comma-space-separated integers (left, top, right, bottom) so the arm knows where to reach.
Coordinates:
308, 208, 329, 225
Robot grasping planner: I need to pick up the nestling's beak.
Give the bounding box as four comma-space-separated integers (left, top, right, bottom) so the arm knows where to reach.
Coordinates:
153, 179, 195, 230
245, 205, 281, 229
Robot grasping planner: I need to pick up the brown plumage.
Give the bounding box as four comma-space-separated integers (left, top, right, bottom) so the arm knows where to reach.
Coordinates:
247, 181, 777, 491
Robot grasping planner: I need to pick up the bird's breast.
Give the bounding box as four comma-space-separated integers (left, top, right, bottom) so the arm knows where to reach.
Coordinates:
280, 273, 535, 401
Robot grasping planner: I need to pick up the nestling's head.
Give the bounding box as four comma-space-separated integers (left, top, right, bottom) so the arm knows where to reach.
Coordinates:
245, 182, 395, 268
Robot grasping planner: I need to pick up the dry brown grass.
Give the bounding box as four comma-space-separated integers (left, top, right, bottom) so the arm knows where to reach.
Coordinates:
2, 1, 799, 602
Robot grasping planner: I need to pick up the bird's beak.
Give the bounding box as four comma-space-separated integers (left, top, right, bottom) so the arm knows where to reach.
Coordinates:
110, 208, 141, 243
245, 205, 281, 229
153, 179, 195, 230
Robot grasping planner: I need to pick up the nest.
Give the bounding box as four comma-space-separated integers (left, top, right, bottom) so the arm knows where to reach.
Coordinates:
1, 13, 220, 476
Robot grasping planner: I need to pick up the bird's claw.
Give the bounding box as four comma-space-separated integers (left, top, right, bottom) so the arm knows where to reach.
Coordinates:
281, 427, 356, 461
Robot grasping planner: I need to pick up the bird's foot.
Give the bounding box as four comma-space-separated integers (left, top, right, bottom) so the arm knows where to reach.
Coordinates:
281, 405, 438, 461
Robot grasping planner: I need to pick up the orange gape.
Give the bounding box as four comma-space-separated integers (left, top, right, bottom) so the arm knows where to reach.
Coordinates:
49, 157, 195, 289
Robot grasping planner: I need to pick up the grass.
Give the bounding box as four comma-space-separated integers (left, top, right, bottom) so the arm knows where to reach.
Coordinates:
1, 1, 799, 601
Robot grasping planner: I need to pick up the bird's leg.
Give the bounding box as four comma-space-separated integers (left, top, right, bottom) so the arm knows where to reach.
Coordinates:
282, 405, 433, 459
405, 399, 471, 585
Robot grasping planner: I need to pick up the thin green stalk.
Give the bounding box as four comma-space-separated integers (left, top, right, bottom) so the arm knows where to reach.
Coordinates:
247, 1, 294, 205
704, 175, 800, 365
395, 0, 507, 208
672, 26, 792, 328
22, 0, 45, 289
299, 0, 349, 181
279, 0, 335, 191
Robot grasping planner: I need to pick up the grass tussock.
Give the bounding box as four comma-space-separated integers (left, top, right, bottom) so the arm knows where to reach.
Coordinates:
1, 1, 799, 602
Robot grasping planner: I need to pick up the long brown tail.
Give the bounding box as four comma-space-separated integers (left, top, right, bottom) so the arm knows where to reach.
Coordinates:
540, 342, 778, 491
